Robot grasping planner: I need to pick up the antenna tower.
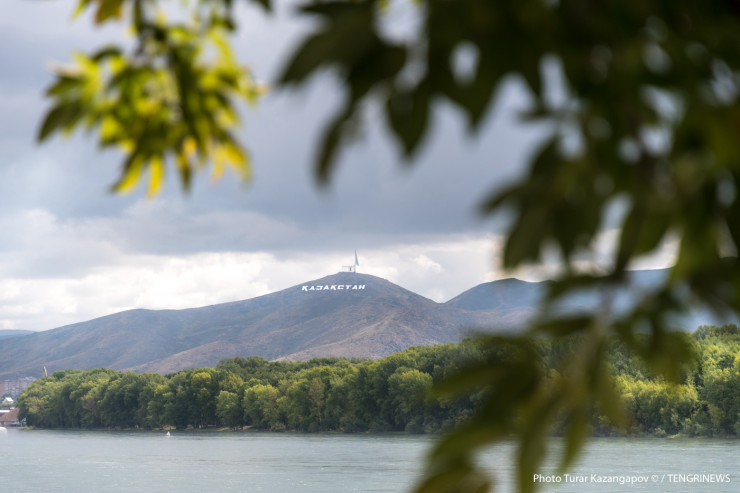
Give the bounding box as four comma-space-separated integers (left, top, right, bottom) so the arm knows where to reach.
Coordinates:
341, 250, 360, 273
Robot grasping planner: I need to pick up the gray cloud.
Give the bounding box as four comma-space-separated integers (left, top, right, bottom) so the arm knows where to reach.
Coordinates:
1, 1, 540, 241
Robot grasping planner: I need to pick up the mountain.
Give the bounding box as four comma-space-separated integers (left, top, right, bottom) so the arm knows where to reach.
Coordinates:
0, 330, 33, 340
447, 269, 725, 330
447, 278, 547, 312
0, 273, 513, 380
3, 269, 726, 380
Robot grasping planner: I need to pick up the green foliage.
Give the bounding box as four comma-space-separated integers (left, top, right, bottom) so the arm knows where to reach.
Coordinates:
243, 383, 282, 429
388, 368, 432, 429
16, 342, 480, 431
215, 390, 242, 429
37, 1, 740, 491
39, 0, 268, 194
15, 330, 740, 441
618, 377, 699, 435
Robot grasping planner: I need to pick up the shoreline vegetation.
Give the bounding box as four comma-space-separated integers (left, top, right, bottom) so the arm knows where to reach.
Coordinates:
17, 324, 740, 438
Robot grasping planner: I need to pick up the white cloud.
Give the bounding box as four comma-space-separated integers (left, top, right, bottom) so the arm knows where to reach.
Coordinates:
351, 237, 499, 301
0, 226, 504, 331
413, 254, 443, 273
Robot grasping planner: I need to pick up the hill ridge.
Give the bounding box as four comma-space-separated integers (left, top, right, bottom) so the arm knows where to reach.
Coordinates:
1, 268, 719, 380
0, 272, 509, 379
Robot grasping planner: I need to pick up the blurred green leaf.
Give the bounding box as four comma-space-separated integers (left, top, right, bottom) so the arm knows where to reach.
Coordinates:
386, 85, 430, 157
560, 404, 589, 474
94, 0, 124, 24
249, 0, 272, 12
518, 395, 558, 493
534, 315, 593, 337
37, 102, 84, 142
280, 2, 378, 86
40, 0, 263, 194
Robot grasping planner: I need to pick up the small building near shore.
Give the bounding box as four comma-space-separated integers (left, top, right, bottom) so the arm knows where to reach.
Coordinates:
0, 408, 21, 427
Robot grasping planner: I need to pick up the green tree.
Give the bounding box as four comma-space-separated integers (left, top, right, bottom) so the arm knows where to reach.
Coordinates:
243, 383, 283, 430
307, 377, 326, 429
186, 369, 220, 427
388, 368, 433, 431
324, 367, 360, 431
347, 360, 382, 430
619, 377, 699, 435
18, 374, 68, 428
136, 373, 168, 428
215, 390, 243, 429
700, 360, 740, 434
98, 372, 147, 428
73, 370, 117, 428
146, 381, 174, 428
36, 1, 740, 491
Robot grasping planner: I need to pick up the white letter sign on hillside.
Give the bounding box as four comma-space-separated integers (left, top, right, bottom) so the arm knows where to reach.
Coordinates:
301, 284, 366, 292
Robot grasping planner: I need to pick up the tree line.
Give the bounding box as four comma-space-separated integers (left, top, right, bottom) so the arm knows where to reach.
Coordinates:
17, 325, 740, 436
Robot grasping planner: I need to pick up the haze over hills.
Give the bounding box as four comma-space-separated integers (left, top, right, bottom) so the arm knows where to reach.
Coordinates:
449, 268, 725, 330
0, 273, 517, 379
447, 278, 548, 312
0, 330, 33, 340
448, 269, 669, 312
0, 269, 727, 380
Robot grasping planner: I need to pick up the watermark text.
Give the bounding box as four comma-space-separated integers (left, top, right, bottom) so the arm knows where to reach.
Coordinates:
533, 473, 731, 486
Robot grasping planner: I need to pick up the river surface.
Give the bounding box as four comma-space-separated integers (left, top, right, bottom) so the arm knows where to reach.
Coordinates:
0, 429, 737, 492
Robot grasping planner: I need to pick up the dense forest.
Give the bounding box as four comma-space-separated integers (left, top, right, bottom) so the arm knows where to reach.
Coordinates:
17, 325, 740, 436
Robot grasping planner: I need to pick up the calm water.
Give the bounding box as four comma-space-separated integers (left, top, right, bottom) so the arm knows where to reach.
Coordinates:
0, 429, 737, 492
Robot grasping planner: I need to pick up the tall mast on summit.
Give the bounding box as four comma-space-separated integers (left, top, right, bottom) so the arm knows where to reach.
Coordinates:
342, 250, 359, 273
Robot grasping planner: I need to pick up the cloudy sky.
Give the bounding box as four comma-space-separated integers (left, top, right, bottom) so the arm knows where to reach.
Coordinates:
0, 1, 673, 334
